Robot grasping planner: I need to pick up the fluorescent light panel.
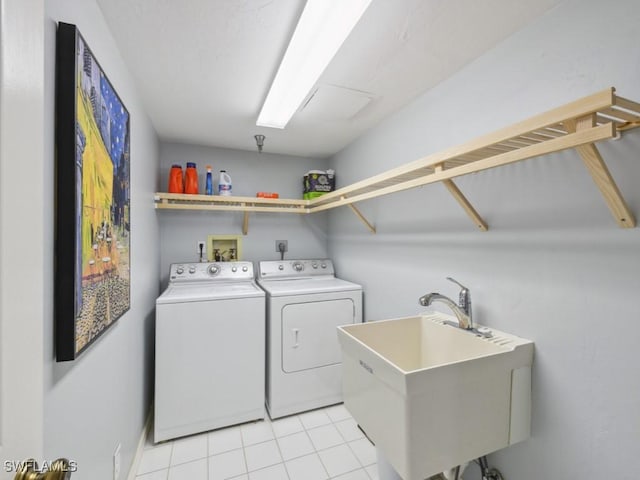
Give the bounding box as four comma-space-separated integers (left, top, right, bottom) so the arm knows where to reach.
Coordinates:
256, 0, 372, 129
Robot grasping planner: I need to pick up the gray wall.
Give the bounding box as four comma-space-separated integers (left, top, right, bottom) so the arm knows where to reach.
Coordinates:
44, 1, 160, 479
327, 0, 640, 478
158, 143, 329, 285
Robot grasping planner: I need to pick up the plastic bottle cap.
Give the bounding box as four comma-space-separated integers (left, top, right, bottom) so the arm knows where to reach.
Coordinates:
220, 169, 226, 172
187, 162, 196, 168
171, 164, 181, 168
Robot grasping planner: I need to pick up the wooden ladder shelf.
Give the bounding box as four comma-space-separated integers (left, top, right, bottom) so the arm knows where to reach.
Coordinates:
155, 87, 639, 233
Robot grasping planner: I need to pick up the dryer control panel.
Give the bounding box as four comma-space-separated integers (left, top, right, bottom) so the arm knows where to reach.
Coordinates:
169, 261, 254, 283
258, 259, 335, 279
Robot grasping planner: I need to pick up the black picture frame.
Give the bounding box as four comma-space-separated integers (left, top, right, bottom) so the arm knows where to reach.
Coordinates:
55, 22, 131, 361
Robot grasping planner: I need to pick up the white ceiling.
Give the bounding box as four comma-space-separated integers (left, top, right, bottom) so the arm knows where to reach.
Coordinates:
97, 0, 561, 159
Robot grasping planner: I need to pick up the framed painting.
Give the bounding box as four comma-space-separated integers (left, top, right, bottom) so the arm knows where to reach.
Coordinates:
55, 22, 131, 361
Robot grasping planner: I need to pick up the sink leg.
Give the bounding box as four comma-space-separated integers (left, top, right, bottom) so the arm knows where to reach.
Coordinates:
375, 448, 403, 480
441, 462, 468, 480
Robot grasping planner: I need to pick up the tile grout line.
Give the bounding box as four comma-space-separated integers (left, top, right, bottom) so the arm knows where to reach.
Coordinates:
167, 436, 211, 471
167, 442, 174, 479
264, 416, 292, 480
206, 431, 210, 480
239, 423, 251, 479
137, 442, 170, 478
300, 409, 361, 480
304, 422, 332, 480
240, 419, 286, 478
345, 439, 370, 469
273, 409, 338, 480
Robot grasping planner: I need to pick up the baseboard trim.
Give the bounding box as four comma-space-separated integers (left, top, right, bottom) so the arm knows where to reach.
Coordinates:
126, 407, 152, 480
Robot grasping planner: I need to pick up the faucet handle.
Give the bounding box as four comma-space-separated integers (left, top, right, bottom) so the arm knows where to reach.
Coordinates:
446, 277, 471, 313
446, 277, 468, 291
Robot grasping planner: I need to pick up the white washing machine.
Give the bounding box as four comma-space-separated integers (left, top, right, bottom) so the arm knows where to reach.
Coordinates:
257, 259, 362, 419
155, 261, 265, 443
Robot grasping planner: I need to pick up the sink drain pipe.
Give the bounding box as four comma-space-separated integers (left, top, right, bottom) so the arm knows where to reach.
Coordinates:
442, 456, 504, 480
475, 456, 504, 480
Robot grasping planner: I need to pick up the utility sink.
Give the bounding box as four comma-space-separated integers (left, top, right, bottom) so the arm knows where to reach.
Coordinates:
337, 314, 534, 480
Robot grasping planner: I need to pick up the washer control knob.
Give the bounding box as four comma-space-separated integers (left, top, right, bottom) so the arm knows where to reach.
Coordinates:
293, 262, 304, 272
231, 266, 237, 272
242, 266, 248, 272
176, 267, 184, 275
321, 263, 327, 269
278, 265, 284, 271
188, 267, 196, 274
207, 264, 220, 276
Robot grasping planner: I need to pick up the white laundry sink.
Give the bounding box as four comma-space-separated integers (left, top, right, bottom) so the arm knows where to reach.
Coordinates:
337, 314, 534, 480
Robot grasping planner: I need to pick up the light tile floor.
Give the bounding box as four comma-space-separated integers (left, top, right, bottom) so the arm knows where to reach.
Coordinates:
136, 404, 379, 480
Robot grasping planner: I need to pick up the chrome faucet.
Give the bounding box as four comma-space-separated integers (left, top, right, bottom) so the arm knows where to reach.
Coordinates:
419, 277, 473, 330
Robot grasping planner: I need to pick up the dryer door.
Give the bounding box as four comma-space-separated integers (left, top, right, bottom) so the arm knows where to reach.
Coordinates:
282, 298, 355, 373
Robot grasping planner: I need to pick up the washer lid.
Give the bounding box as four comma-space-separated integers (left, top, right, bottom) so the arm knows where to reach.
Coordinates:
157, 281, 264, 304
257, 276, 362, 296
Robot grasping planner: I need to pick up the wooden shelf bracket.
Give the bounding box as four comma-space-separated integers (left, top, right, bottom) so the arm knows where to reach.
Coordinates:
342, 196, 376, 233
435, 163, 488, 231
565, 115, 636, 228
442, 179, 489, 231
242, 211, 250, 235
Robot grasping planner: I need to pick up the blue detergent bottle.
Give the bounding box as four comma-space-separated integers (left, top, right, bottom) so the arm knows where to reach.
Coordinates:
205, 165, 213, 195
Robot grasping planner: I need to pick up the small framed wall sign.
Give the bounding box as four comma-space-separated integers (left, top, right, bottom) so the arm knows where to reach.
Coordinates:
55, 22, 131, 361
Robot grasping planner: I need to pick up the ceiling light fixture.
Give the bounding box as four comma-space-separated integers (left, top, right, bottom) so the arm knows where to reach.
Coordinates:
254, 134, 266, 153
256, 0, 372, 129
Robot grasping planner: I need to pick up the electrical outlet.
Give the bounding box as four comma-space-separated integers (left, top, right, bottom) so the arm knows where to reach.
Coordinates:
197, 240, 206, 257
275, 240, 288, 253
113, 443, 121, 480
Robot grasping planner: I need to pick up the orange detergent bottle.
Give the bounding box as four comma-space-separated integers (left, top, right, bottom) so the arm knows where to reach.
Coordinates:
168, 164, 184, 193
184, 162, 199, 194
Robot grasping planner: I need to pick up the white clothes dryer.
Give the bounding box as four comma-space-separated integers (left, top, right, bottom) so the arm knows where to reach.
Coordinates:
257, 259, 362, 419
154, 261, 265, 443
